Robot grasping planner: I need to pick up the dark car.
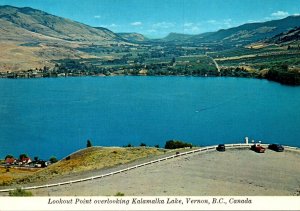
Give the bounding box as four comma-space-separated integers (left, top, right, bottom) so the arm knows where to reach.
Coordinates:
251, 143, 266, 153
216, 144, 225, 151
268, 144, 284, 152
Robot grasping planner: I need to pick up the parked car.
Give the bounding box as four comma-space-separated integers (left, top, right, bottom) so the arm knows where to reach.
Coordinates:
251, 143, 266, 153
268, 144, 284, 152
216, 144, 225, 152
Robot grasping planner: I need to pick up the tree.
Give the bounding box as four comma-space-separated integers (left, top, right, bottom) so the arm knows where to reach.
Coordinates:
5, 155, 13, 160
140, 143, 147, 147
125, 143, 133, 147
87, 139, 92, 148
19, 154, 28, 160
34, 157, 39, 162
171, 57, 176, 65
49, 156, 58, 163
165, 140, 193, 149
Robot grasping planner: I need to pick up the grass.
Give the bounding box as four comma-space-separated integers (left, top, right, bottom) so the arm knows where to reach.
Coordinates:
114, 192, 125, 196
0, 166, 39, 186
1, 146, 199, 186
9, 188, 33, 196
49, 147, 165, 173
5, 147, 171, 185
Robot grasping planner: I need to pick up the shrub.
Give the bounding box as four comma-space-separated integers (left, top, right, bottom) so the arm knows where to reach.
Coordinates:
9, 188, 33, 196
19, 154, 28, 160
49, 156, 58, 163
87, 139, 92, 148
154, 144, 160, 148
164, 140, 193, 149
140, 143, 146, 147
115, 192, 125, 196
124, 143, 133, 147
5, 155, 14, 160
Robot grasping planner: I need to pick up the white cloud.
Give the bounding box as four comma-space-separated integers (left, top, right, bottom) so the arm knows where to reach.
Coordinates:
147, 29, 157, 33
207, 20, 217, 24
109, 23, 118, 28
183, 22, 202, 34
152, 22, 175, 29
190, 26, 201, 33
100, 23, 118, 28
293, 13, 300, 16
184, 22, 194, 27
203, 19, 233, 29
131, 21, 142, 26
94, 15, 101, 19
271, 11, 289, 18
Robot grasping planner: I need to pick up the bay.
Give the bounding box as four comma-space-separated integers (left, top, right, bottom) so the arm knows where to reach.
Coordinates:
0, 76, 300, 159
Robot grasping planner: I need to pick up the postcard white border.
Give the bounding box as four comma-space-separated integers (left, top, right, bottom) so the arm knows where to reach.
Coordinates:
1, 196, 300, 210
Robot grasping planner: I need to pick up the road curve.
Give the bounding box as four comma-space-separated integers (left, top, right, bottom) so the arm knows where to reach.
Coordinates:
0, 143, 299, 193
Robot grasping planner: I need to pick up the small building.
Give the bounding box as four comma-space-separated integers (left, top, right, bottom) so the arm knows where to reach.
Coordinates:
5, 157, 16, 165
35, 160, 48, 168
20, 157, 32, 164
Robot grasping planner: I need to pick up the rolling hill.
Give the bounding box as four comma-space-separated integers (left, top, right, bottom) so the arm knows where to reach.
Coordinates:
266, 27, 300, 44
1, 4, 300, 81
0, 5, 122, 43
116, 32, 149, 42
161, 32, 194, 42
161, 15, 300, 46
0, 5, 129, 72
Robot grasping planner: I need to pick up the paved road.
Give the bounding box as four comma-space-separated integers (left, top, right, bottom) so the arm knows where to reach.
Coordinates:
207, 55, 220, 72
1, 144, 299, 194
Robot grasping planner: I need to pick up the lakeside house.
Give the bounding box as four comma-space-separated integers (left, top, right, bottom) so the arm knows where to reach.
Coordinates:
5, 157, 16, 165
19, 157, 32, 166
3, 154, 51, 168
3, 156, 31, 166
33, 160, 48, 168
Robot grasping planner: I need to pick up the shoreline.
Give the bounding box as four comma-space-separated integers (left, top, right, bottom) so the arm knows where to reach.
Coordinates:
0, 72, 297, 86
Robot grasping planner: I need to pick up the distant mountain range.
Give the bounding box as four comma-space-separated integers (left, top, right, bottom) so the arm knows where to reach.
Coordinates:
0, 5, 300, 72
161, 15, 300, 46
161, 32, 194, 42
0, 5, 122, 43
116, 32, 148, 42
0, 5, 130, 71
266, 26, 300, 44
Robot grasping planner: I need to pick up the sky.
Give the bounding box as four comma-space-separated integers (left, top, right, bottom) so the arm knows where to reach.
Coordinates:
0, 0, 300, 38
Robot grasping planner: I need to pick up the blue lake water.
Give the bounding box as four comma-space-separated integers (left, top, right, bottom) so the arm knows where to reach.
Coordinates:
0, 76, 300, 159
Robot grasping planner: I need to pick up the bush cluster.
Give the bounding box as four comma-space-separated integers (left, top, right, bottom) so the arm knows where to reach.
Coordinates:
9, 188, 33, 196
164, 140, 192, 149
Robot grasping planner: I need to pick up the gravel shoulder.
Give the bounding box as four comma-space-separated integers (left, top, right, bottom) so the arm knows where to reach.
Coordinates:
3, 148, 299, 196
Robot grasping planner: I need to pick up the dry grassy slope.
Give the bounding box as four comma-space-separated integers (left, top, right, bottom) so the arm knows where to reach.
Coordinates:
117, 33, 148, 42
0, 6, 121, 43
50, 147, 165, 173
0, 166, 39, 186
0, 41, 98, 72
11, 147, 166, 185
0, 5, 132, 72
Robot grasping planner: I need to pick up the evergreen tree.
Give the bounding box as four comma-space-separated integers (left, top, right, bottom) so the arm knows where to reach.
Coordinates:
87, 139, 92, 148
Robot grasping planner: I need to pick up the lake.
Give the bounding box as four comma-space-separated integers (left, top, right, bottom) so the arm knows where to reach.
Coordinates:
0, 76, 300, 159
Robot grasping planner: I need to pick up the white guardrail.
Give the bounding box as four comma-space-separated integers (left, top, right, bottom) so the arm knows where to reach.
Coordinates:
0, 143, 299, 193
